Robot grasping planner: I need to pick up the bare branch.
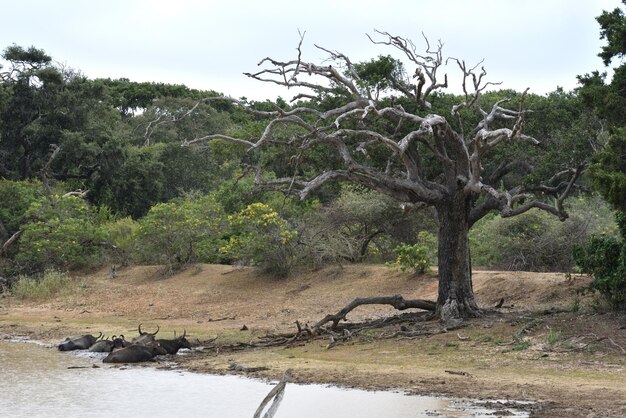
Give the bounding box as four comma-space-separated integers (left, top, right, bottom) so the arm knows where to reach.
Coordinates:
469, 163, 587, 225
367, 30, 448, 107
247, 34, 363, 100
183, 134, 256, 150
62, 189, 89, 198
0, 230, 21, 256
40, 144, 61, 200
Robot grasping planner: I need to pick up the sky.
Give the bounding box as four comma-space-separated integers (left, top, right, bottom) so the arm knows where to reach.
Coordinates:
0, 0, 623, 101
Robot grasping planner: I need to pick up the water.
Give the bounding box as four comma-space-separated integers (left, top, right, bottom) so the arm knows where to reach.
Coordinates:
0, 340, 529, 417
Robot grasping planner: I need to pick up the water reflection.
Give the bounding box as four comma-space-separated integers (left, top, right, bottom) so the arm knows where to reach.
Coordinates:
0, 340, 528, 417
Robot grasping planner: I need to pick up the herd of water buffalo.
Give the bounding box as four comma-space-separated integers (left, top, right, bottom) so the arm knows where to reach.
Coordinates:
57, 324, 191, 363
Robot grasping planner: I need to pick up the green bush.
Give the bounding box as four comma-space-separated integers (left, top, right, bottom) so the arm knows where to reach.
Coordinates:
386, 231, 437, 274
103, 216, 140, 266
573, 213, 626, 310
470, 195, 617, 272
134, 194, 226, 271
0, 179, 43, 234
221, 202, 298, 277
15, 195, 106, 274
11, 269, 74, 300
297, 185, 436, 265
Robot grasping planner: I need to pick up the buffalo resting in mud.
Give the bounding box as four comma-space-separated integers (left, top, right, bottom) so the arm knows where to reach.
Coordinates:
102, 342, 167, 363
58, 332, 102, 351
104, 327, 191, 363
156, 330, 191, 354
130, 324, 159, 345
89, 335, 127, 353
57, 325, 192, 363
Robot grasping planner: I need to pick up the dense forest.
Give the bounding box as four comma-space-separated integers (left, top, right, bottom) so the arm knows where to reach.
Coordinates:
1, 2, 625, 312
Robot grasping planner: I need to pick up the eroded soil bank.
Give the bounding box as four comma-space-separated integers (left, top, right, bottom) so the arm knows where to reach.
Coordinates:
1, 264, 625, 417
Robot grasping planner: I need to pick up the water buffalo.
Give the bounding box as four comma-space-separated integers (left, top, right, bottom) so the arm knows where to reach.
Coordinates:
102, 343, 167, 363
131, 324, 159, 345
156, 330, 191, 354
89, 335, 127, 353
58, 332, 102, 351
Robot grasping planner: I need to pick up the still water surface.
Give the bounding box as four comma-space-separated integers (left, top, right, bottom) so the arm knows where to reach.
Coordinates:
0, 340, 528, 417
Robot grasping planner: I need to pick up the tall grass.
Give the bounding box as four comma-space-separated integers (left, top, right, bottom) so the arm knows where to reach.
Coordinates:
11, 269, 74, 300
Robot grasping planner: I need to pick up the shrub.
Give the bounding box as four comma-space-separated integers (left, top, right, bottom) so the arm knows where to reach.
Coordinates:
573, 213, 626, 310
103, 216, 140, 266
0, 179, 43, 234
298, 185, 437, 265
386, 231, 437, 274
470, 195, 617, 272
134, 194, 226, 272
221, 202, 298, 277
14, 195, 106, 274
11, 269, 74, 300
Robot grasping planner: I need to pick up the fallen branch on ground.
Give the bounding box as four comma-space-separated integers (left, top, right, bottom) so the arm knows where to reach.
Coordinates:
312, 295, 436, 331
573, 334, 626, 354
229, 361, 269, 373
207, 316, 236, 322
445, 369, 472, 377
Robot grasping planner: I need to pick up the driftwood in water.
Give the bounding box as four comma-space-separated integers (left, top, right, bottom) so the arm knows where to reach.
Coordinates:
253, 370, 291, 418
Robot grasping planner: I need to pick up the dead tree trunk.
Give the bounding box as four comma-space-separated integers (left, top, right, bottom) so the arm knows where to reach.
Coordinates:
435, 194, 480, 320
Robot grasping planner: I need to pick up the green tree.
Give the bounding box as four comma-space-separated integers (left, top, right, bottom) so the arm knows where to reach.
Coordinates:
588, 128, 626, 210
0, 179, 43, 238
0, 45, 59, 179
578, 1, 626, 210
574, 1, 626, 308
89, 144, 166, 219
103, 216, 139, 266
574, 213, 626, 309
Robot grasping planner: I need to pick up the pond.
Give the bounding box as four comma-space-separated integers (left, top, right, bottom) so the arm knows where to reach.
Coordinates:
0, 339, 529, 417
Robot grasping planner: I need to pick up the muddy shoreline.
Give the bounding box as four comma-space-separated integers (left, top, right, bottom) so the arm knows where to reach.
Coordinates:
1, 264, 625, 417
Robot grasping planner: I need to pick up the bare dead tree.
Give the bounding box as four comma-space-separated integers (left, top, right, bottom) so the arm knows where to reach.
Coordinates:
184, 31, 587, 320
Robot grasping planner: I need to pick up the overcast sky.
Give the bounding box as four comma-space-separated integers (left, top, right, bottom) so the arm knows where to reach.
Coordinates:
1, 0, 622, 100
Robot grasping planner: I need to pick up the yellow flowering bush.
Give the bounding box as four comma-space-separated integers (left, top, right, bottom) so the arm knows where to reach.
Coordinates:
221, 202, 298, 277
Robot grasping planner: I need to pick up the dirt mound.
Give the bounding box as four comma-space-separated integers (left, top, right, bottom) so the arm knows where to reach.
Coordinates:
12, 264, 588, 334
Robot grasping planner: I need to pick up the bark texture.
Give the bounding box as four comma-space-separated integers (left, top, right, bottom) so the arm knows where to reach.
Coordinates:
436, 195, 480, 320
